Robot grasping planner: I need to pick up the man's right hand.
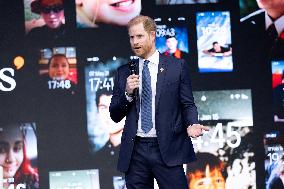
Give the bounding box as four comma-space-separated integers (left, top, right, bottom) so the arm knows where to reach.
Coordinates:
126, 74, 140, 95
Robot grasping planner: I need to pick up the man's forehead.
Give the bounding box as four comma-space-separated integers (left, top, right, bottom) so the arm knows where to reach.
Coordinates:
129, 23, 145, 32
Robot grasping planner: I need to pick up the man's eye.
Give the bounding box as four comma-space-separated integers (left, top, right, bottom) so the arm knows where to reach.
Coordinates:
197, 181, 205, 186
215, 178, 224, 183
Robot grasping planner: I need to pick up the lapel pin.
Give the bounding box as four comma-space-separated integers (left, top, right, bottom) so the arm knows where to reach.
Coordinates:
160, 68, 164, 72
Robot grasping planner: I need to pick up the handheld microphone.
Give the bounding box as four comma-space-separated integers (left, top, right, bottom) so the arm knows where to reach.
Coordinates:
128, 60, 137, 75
128, 60, 138, 98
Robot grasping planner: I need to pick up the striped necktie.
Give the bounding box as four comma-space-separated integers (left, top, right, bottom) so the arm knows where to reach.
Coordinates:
141, 60, 153, 133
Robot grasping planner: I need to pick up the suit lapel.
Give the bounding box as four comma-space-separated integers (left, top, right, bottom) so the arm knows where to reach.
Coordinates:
155, 54, 169, 113
134, 59, 140, 116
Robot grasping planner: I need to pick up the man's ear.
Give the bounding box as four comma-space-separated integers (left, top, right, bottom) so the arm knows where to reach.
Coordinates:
150, 31, 156, 40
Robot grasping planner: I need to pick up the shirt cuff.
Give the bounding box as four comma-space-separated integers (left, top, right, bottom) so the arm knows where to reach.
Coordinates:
125, 91, 133, 102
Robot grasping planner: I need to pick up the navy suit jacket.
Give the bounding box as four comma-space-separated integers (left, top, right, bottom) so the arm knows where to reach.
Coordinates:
110, 54, 198, 173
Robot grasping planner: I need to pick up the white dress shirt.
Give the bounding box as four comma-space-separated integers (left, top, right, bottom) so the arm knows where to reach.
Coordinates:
125, 50, 160, 137
136, 50, 159, 137
265, 13, 284, 36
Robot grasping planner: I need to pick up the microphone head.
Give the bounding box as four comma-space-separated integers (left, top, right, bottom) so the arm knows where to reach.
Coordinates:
128, 60, 136, 75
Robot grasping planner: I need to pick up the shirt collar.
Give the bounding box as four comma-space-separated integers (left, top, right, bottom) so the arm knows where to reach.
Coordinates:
139, 50, 160, 65
265, 12, 284, 36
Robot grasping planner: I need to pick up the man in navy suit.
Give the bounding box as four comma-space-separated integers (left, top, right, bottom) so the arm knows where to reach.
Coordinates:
109, 15, 208, 189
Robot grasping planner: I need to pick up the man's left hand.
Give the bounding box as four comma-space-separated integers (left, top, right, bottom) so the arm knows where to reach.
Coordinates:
187, 124, 209, 138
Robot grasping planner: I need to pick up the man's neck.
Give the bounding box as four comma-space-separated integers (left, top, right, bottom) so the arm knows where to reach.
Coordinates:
169, 48, 177, 54
144, 48, 157, 59
267, 9, 284, 20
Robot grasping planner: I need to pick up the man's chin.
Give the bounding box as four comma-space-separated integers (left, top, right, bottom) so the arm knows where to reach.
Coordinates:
133, 53, 146, 59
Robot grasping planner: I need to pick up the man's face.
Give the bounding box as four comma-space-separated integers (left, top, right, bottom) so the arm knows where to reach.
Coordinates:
166, 37, 178, 52
98, 95, 124, 134
213, 43, 221, 52
41, 2, 64, 29
128, 23, 155, 59
0, 125, 24, 179
49, 56, 70, 80
256, 0, 284, 12
189, 165, 226, 189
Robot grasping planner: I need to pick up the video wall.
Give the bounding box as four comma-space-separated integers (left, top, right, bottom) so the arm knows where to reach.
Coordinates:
0, 0, 283, 188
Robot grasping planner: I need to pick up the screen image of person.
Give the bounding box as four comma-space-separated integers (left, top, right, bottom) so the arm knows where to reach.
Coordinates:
76, 0, 142, 28
96, 89, 124, 150
186, 152, 226, 189
265, 132, 284, 189
269, 164, 284, 189
94, 88, 125, 189
163, 34, 189, 60
273, 69, 284, 122
202, 41, 232, 57
241, 0, 284, 58
109, 15, 209, 189
48, 54, 70, 81
196, 11, 233, 72
26, 0, 66, 42
0, 122, 39, 189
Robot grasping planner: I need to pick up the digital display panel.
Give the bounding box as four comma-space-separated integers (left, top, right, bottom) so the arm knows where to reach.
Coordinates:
187, 89, 255, 188
196, 11, 233, 72
271, 60, 284, 122
0, 122, 39, 189
75, 0, 142, 28
155, 17, 189, 61
38, 47, 77, 91
263, 131, 284, 189
24, 0, 65, 35
85, 56, 127, 153
49, 169, 100, 189
85, 56, 127, 188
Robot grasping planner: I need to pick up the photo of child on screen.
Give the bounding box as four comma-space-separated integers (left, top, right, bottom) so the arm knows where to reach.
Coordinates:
93, 88, 125, 155
26, 0, 66, 42
186, 152, 226, 189
48, 54, 70, 81
93, 88, 125, 189
76, 0, 141, 28
163, 34, 189, 60
202, 41, 232, 57
0, 121, 39, 189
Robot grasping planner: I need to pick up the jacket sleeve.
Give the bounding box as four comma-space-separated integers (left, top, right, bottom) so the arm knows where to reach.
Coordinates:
109, 67, 133, 123
179, 59, 199, 126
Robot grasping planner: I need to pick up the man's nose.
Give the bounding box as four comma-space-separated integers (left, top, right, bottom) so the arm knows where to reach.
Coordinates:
132, 38, 139, 45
